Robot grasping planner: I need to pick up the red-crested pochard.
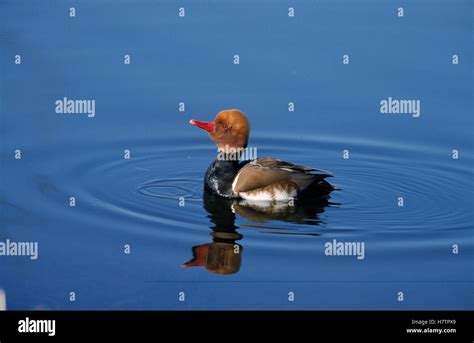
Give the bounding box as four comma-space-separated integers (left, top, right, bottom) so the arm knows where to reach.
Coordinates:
190, 110, 335, 200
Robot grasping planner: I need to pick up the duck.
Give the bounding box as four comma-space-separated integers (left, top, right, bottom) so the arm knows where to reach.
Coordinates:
190, 109, 335, 201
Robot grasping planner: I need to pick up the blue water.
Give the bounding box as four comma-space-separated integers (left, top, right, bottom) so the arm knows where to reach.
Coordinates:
1, 0, 473, 310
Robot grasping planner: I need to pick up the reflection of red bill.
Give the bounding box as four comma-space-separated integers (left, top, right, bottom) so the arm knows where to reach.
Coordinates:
181, 244, 209, 267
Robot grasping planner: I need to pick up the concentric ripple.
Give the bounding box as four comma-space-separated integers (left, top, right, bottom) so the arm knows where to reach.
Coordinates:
26, 133, 473, 244
137, 178, 203, 201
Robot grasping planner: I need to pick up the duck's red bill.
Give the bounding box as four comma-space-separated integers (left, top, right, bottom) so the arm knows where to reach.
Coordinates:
189, 119, 215, 132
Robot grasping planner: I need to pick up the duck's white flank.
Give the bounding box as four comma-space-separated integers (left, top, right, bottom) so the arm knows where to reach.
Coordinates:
239, 188, 297, 201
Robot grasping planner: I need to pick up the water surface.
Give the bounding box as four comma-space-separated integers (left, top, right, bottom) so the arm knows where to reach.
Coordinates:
0, 0, 473, 309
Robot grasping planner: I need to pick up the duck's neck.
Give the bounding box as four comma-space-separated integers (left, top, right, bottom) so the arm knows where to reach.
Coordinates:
204, 156, 241, 198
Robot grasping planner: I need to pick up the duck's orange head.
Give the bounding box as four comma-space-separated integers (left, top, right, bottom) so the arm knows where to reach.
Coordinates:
190, 109, 250, 150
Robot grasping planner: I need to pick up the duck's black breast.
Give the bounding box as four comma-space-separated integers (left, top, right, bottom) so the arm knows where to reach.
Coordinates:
204, 159, 245, 198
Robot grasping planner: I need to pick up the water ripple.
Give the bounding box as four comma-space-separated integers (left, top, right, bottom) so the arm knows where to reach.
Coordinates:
25, 133, 473, 245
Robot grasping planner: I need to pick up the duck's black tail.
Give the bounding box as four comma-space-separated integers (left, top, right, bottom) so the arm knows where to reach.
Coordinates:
300, 175, 336, 198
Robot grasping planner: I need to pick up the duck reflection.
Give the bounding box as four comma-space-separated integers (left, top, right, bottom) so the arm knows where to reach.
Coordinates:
181, 192, 243, 275
181, 191, 330, 275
